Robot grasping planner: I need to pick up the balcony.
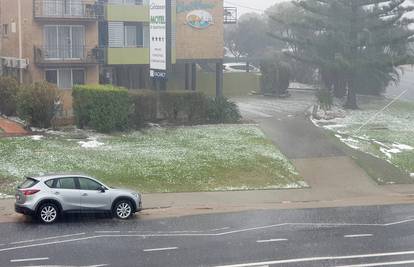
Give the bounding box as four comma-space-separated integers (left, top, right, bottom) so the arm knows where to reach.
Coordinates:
34, 45, 104, 66
33, 0, 103, 21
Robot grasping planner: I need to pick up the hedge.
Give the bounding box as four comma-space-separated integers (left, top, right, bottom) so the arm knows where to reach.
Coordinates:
0, 76, 20, 116
159, 91, 208, 124
129, 90, 158, 128
73, 86, 241, 131
73, 84, 129, 132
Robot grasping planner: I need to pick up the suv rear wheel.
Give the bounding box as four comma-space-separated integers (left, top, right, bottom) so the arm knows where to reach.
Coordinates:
113, 200, 133, 220
37, 203, 59, 224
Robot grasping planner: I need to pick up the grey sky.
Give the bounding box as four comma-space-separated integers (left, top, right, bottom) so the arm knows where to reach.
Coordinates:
224, 0, 290, 16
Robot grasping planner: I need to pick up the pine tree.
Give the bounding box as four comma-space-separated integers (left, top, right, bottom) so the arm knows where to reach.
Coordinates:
269, 0, 414, 109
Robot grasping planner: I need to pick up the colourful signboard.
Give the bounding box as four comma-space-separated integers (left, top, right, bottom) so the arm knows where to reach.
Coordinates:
186, 10, 213, 29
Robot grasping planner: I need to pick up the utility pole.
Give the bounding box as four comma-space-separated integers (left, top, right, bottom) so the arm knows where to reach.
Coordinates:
17, 0, 23, 83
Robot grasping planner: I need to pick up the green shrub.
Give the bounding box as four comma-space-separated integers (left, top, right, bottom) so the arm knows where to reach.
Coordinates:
260, 53, 291, 96
73, 84, 129, 132
0, 76, 20, 116
17, 81, 59, 128
159, 91, 208, 123
129, 90, 158, 128
207, 97, 241, 124
316, 88, 334, 111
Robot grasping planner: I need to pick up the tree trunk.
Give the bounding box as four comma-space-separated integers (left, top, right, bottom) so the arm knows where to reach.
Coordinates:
344, 81, 358, 109
333, 77, 346, 98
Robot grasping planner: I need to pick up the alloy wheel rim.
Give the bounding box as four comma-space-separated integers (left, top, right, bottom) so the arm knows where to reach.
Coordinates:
116, 203, 131, 219
40, 206, 57, 223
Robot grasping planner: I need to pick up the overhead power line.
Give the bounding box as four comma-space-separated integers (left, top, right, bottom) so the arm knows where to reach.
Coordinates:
224, 0, 266, 13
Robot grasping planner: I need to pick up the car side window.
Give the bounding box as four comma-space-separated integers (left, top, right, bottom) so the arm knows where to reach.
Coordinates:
78, 178, 102, 191
55, 178, 77, 190
44, 179, 54, 188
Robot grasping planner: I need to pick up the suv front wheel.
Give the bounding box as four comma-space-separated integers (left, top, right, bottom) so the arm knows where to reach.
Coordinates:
37, 203, 59, 224
113, 200, 133, 220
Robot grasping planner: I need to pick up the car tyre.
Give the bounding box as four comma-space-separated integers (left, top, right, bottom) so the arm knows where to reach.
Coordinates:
113, 200, 133, 220
37, 203, 59, 224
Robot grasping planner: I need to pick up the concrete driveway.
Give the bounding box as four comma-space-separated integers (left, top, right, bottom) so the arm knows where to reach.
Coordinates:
235, 91, 390, 201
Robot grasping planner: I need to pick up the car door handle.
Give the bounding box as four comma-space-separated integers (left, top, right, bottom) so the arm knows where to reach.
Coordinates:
82, 193, 88, 197
54, 192, 60, 195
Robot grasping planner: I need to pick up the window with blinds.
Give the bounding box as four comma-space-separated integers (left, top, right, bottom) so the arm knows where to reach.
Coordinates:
108, 22, 144, 48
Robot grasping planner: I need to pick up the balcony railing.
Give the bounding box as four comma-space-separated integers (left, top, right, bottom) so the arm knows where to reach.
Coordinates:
34, 45, 104, 65
33, 0, 102, 20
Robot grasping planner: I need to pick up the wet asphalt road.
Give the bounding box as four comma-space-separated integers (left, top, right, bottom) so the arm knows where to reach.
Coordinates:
1, 204, 414, 266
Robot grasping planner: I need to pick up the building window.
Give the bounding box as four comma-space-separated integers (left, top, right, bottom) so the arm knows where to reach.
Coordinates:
108, 22, 144, 48
45, 69, 58, 84
45, 69, 85, 89
44, 25, 85, 59
43, 0, 84, 17
2, 24, 8, 37
124, 23, 143, 47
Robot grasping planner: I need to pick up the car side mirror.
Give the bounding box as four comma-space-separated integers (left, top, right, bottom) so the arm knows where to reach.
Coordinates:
99, 185, 106, 193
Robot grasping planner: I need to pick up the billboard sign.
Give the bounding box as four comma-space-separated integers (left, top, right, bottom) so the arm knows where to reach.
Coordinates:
186, 10, 214, 29
150, 0, 167, 77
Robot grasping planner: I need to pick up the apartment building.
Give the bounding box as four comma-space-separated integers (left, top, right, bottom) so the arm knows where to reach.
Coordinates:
0, 0, 101, 115
1, 0, 225, 115
99, 0, 153, 89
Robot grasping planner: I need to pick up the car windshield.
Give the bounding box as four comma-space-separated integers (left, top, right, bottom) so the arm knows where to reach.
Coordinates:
1, 0, 414, 266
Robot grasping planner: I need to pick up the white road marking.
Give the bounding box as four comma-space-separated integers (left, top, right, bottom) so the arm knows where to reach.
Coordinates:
94, 231, 120, 234
256, 239, 288, 243
128, 230, 203, 234
0, 236, 101, 252
10, 257, 49, 263
2, 217, 414, 253
344, 234, 373, 238
143, 247, 178, 252
215, 223, 289, 236
336, 259, 414, 267
10, 233, 86, 244
211, 227, 231, 232
24, 264, 108, 267
214, 250, 414, 267
126, 227, 229, 234
384, 218, 414, 226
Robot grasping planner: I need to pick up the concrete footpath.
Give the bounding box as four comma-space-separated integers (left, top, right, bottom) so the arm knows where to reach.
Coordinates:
2, 185, 414, 223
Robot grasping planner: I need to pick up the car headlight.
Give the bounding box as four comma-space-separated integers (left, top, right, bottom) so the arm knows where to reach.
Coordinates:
131, 192, 139, 199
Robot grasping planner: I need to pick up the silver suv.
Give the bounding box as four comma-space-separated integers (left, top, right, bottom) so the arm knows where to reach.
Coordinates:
14, 174, 142, 224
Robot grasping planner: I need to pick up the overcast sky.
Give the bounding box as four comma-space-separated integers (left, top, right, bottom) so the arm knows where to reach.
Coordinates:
224, 0, 290, 17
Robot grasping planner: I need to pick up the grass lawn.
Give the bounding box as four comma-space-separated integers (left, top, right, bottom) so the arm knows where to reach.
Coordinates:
0, 125, 304, 194
313, 96, 414, 184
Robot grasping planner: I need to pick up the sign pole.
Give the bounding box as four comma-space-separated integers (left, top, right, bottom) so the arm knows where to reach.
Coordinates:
164, 0, 172, 91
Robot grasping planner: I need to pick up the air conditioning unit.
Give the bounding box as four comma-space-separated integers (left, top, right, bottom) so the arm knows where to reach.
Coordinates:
7, 58, 28, 69
11, 58, 19, 68
1, 57, 13, 67
16, 58, 29, 69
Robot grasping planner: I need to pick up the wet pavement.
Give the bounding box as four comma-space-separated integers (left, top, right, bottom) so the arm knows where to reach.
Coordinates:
1, 204, 414, 266
235, 92, 387, 203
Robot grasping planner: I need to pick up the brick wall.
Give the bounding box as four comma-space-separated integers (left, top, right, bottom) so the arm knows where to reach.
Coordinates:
175, 0, 224, 60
